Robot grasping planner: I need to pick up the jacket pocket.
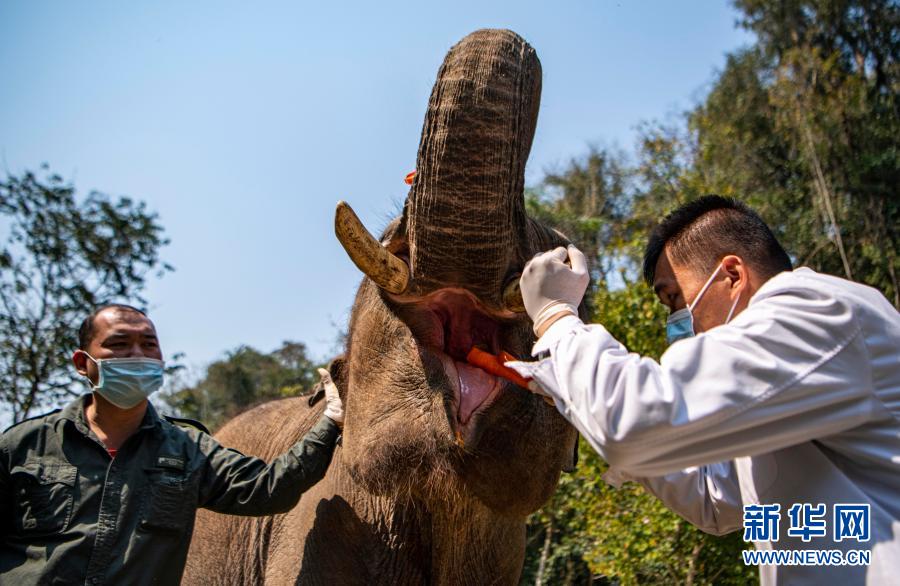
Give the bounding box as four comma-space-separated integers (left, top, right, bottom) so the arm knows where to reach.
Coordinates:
139, 469, 195, 533
10, 461, 77, 535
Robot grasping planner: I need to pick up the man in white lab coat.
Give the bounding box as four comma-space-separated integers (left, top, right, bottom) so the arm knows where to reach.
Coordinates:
508, 195, 900, 585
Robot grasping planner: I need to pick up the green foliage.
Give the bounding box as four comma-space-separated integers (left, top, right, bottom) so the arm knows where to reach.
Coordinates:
163, 340, 321, 430
593, 277, 667, 358
0, 166, 170, 422
693, 0, 899, 305
530, 148, 632, 283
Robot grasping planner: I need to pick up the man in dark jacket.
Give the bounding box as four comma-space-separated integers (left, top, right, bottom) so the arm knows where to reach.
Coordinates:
0, 304, 344, 585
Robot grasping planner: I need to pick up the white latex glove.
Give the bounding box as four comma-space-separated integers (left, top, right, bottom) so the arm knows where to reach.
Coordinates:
317, 368, 344, 426
520, 244, 589, 335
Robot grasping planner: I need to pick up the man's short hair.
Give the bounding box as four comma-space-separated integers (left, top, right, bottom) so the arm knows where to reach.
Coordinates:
642, 195, 792, 286
78, 304, 148, 350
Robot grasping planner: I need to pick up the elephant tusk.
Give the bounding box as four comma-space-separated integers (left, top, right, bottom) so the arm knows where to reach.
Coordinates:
334, 201, 410, 294
502, 277, 526, 313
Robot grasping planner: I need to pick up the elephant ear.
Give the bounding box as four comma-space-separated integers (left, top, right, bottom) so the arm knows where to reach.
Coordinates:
327, 355, 349, 403
307, 355, 348, 407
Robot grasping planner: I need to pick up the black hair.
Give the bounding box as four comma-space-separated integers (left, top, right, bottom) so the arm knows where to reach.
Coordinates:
78, 304, 148, 350
642, 195, 792, 286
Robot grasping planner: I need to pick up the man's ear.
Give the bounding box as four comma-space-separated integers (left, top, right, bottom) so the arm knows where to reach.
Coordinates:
721, 255, 746, 291
72, 350, 89, 377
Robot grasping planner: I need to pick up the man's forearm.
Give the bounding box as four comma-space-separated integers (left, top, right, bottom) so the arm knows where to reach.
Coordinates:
202, 415, 341, 515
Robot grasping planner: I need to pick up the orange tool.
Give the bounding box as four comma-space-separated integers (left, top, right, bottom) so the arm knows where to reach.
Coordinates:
466, 347, 532, 390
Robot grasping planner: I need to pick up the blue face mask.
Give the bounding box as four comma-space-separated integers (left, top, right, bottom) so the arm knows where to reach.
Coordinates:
665, 307, 695, 345
665, 261, 742, 346
85, 354, 165, 409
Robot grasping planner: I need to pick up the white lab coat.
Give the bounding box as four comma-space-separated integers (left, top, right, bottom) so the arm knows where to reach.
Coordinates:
508, 268, 900, 585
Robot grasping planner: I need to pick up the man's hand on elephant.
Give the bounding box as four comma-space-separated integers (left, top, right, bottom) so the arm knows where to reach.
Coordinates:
317, 368, 344, 427
520, 244, 589, 336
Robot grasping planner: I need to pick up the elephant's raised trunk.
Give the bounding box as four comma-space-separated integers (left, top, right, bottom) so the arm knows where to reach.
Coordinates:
334, 30, 538, 313
402, 29, 541, 309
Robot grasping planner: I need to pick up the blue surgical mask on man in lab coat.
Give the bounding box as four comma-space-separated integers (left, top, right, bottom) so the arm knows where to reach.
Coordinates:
666, 261, 742, 345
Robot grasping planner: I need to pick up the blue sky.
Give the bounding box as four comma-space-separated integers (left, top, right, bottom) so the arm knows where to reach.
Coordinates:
1, 1, 753, 374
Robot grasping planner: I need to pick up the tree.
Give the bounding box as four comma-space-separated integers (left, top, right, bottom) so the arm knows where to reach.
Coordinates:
692, 0, 899, 305
163, 340, 321, 430
530, 147, 633, 284
0, 167, 170, 422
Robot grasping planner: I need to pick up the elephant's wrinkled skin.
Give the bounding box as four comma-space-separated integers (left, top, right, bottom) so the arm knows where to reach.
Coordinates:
183, 29, 581, 585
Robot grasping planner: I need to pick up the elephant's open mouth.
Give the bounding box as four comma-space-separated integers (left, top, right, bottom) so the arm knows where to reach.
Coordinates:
408, 289, 519, 433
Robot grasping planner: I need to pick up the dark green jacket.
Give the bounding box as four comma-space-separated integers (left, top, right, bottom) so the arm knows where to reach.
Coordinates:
0, 395, 340, 585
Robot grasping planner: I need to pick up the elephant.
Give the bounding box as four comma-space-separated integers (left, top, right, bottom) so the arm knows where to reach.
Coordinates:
183, 28, 582, 585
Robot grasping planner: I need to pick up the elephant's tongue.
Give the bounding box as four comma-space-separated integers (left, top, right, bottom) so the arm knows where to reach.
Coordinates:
456, 361, 496, 424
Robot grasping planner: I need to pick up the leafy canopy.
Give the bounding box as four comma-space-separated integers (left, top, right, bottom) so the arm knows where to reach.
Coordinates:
0, 166, 170, 422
